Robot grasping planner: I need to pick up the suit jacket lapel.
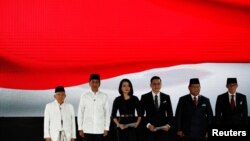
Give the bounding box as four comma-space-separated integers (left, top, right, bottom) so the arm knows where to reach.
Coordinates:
225, 93, 232, 112
158, 93, 164, 110
197, 95, 201, 106
149, 92, 157, 112
235, 93, 240, 110
188, 94, 192, 103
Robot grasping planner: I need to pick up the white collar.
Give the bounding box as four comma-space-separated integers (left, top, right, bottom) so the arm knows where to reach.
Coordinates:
54, 100, 65, 106
190, 94, 199, 99
228, 92, 236, 96
90, 89, 100, 95
152, 91, 160, 96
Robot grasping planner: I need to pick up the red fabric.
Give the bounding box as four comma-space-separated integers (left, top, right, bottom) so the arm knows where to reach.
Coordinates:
193, 96, 197, 106
1, 0, 250, 89
231, 95, 235, 111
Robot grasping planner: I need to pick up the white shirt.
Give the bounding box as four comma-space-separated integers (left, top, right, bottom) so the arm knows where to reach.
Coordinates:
190, 94, 199, 101
228, 92, 236, 106
77, 90, 110, 134
44, 100, 76, 141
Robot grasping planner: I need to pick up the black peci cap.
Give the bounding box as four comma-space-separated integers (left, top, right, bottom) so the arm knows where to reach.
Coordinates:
189, 78, 200, 85
55, 86, 65, 93
227, 78, 237, 85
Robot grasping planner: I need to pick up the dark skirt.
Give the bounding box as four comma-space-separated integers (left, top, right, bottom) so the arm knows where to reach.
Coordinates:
115, 127, 137, 141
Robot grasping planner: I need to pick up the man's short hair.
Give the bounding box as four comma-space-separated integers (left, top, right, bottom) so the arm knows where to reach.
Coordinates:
89, 73, 100, 82
150, 76, 161, 83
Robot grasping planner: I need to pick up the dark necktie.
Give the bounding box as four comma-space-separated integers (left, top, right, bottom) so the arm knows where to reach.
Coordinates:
231, 95, 235, 111
155, 95, 159, 110
193, 96, 197, 106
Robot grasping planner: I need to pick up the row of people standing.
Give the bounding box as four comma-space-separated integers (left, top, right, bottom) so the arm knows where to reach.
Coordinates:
44, 74, 248, 141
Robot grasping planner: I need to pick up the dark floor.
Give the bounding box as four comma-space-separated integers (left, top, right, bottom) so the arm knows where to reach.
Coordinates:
0, 117, 249, 141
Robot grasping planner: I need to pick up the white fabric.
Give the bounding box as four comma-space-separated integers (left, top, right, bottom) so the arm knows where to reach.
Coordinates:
44, 100, 76, 141
57, 131, 67, 141
77, 89, 110, 134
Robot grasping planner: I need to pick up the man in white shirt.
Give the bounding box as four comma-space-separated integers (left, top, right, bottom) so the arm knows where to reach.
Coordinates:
78, 74, 110, 141
44, 86, 76, 141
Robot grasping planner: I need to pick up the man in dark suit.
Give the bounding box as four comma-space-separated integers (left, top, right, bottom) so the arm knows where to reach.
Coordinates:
140, 76, 173, 141
175, 78, 213, 141
215, 78, 248, 128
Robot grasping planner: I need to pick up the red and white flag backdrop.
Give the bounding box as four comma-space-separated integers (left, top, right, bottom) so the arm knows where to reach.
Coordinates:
0, 0, 250, 116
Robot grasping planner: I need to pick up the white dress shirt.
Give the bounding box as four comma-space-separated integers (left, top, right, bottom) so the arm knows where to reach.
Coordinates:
77, 90, 110, 134
44, 100, 76, 141
190, 94, 199, 101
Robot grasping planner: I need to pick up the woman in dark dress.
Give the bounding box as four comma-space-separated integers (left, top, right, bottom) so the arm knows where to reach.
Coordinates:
111, 79, 142, 141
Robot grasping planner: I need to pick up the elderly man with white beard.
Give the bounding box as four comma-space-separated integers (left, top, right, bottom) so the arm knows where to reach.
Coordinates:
44, 86, 76, 141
